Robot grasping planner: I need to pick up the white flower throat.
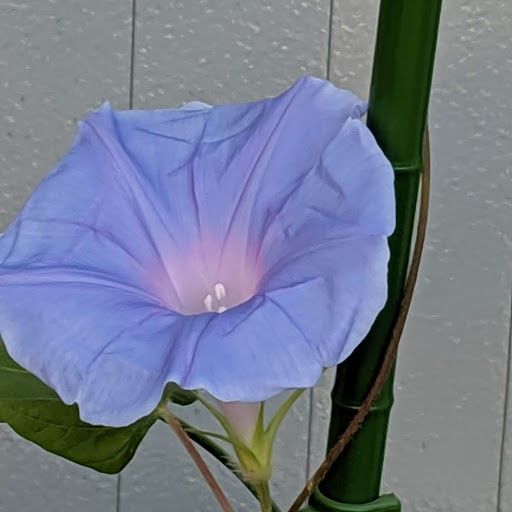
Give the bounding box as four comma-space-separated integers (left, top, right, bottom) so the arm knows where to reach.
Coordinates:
203, 282, 229, 313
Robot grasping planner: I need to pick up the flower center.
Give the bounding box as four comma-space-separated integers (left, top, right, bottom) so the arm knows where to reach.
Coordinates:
203, 282, 230, 314
153, 237, 262, 316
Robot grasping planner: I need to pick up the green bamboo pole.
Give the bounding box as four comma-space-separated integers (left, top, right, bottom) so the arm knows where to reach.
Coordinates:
306, 1, 442, 510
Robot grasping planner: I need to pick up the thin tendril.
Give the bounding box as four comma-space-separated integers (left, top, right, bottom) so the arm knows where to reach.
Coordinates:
158, 405, 236, 512
178, 417, 283, 512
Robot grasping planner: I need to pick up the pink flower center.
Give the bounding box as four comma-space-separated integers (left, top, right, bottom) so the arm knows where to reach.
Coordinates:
154, 237, 262, 316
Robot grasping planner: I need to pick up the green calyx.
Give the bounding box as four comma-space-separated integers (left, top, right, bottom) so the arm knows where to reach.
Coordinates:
197, 389, 304, 486
160, 389, 304, 512
234, 401, 272, 485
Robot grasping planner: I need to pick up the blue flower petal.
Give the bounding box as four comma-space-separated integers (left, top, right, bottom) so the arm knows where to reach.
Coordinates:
180, 238, 389, 402
113, 77, 372, 265
0, 270, 179, 424
0, 76, 395, 426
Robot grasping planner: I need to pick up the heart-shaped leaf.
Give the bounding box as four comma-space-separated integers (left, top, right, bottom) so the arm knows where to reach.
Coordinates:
0, 340, 156, 474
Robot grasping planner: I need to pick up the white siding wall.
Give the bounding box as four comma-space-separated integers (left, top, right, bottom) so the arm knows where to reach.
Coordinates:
0, 1, 510, 511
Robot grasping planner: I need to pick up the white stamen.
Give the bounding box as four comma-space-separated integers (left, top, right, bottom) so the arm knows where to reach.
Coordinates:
203, 294, 213, 312
217, 306, 227, 313
214, 282, 226, 300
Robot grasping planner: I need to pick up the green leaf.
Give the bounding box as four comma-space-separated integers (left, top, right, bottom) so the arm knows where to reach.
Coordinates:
164, 382, 198, 406
0, 340, 156, 474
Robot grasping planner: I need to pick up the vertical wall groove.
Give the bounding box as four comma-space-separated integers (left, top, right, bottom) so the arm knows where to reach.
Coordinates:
117, 1, 137, 510
306, 390, 314, 479
325, 0, 334, 80
305, 0, 335, 480
116, 474, 122, 512
129, 0, 137, 110
497, 290, 512, 512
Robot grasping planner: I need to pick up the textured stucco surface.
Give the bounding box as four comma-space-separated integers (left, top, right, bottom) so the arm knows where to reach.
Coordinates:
0, 1, 130, 510
384, 2, 512, 510
1, 1, 511, 511
328, 1, 512, 512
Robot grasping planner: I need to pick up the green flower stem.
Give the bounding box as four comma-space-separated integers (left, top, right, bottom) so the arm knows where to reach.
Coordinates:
255, 481, 273, 512
174, 417, 283, 512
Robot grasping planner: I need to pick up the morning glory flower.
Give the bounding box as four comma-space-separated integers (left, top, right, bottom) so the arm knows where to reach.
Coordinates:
0, 76, 394, 428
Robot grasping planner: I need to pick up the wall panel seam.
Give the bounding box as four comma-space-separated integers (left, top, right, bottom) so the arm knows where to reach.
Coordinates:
118, 1, 137, 510
497, 288, 512, 512
306, 0, 335, 480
